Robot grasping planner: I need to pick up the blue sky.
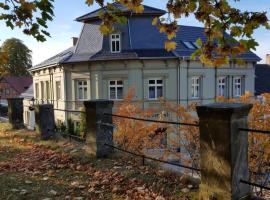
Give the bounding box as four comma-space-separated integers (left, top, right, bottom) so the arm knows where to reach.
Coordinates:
0, 0, 269, 65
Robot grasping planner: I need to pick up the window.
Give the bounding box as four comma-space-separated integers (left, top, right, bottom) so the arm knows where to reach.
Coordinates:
77, 80, 88, 100
192, 42, 200, 48
191, 77, 201, 99
148, 79, 163, 100
109, 80, 123, 100
0, 88, 3, 95
217, 77, 227, 97
110, 34, 121, 53
41, 81, 44, 99
234, 76, 242, 97
55, 81, 61, 100
183, 41, 196, 49
35, 83, 39, 99
5, 88, 10, 95
45, 81, 50, 100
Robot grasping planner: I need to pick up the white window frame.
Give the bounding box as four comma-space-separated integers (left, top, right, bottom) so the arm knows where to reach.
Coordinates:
109, 80, 123, 100
148, 79, 163, 100
191, 76, 201, 99
76, 80, 88, 100
110, 34, 121, 53
233, 76, 242, 97
217, 76, 227, 97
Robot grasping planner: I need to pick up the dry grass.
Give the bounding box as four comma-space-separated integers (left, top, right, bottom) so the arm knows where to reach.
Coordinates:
0, 122, 198, 200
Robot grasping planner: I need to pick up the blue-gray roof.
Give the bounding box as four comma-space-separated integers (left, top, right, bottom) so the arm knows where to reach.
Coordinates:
33, 47, 74, 69
76, 3, 166, 22
255, 64, 270, 95
32, 5, 261, 70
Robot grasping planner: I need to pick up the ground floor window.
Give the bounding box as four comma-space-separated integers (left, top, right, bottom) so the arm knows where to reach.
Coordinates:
77, 80, 88, 100
233, 76, 242, 97
191, 76, 201, 99
109, 80, 123, 100
148, 79, 163, 100
217, 76, 227, 97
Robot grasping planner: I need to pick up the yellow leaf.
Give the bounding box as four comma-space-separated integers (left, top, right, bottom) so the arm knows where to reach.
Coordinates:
134, 5, 144, 13
167, 32, 176, 40
99, 24, 111, 35
165, 41, 177, 51
152, 17, 158, 26
85, 0, 94, 5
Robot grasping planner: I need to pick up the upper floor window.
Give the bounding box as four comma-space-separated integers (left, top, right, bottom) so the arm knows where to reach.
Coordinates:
110, 34, 121, 53
55, 81, 61, 100
191, 76, 201, 99
234, 76, 242, 97
148, 79, 163, 100
218, 76, 227, 97
77, 80, 88, 100
109, 80, 123, 100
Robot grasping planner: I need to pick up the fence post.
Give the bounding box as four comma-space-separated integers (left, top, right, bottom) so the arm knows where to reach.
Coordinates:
7, 98, 24, 129
84, 100, 114, 158
34, 104, 55, 139
196, 103, 252, 200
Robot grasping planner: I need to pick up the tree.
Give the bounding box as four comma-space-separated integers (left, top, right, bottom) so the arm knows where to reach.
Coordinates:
0, 38, 32, 76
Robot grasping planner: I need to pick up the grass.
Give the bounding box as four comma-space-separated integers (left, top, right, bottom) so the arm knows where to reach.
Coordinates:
0, 122, 199, 200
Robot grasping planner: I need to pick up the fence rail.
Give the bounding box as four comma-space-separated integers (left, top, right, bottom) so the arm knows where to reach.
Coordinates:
104, 143, 201, 172
103, 113, 199, 127
239, 128, 270, 135
240, 179, 270, 191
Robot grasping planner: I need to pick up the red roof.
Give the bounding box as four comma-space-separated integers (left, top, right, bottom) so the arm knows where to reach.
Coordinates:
1, 77, 33, 94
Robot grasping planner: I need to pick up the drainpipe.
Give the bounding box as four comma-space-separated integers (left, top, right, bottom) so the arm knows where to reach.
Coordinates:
214, 66, 217, 102
128, 14, 133, 49
187, 60, 189, 107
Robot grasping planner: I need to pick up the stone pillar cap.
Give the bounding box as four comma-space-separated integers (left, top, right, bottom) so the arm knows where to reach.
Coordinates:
197, 103, 253, 117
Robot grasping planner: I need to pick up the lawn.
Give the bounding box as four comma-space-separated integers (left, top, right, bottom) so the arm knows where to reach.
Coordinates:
0, 122, 199, 200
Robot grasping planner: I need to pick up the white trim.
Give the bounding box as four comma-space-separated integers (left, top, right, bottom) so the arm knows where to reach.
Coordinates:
148, 79, 163, 100
217, 76, 227, 97
110, 34, 121, 53
191, 76, 200, 99
109, 80, 123, 100
233, 76, 242, 97
76, 80, 88, 100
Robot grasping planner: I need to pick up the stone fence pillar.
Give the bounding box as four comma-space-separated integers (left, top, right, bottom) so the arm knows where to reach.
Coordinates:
35, 104, 55, 139
197, 103, 252, 200
7, 98, 24, 129
84, 100, 114, 158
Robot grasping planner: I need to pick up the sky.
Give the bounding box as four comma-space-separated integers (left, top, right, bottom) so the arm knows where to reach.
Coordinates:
0, 0, 269, 65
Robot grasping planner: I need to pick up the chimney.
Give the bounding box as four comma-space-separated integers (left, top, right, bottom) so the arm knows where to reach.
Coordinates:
266, 54, 270, 65
72, 37, 78, 46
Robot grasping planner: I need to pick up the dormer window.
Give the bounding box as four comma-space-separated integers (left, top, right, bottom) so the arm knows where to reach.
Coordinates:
183, 41, 196, 49
110, 34, 121, 53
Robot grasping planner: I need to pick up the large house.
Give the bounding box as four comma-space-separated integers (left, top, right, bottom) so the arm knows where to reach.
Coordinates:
28, 3, 260, 125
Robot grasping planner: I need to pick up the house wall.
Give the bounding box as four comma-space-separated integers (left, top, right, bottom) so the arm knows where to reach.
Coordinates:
31, 59, 255, 124
0, 80, 20, 100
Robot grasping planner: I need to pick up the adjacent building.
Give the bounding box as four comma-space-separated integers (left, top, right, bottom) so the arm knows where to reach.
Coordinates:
28, 3, 260, 125
0, 77, 32, 104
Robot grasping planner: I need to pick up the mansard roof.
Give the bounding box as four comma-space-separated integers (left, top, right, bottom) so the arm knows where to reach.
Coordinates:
76, 3, 166, 22
31, 5, 261, 71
